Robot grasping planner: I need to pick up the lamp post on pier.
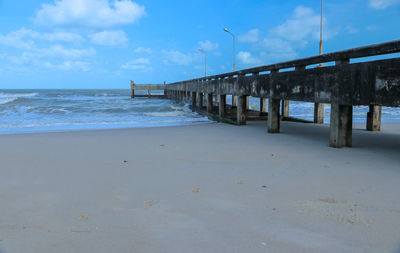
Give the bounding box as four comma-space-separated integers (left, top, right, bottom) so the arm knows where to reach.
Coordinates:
223, 28, 236, 72
198, 48, 207, 78
320, 0, 323, 56
314, 0, 325, 124
224, 28, 237, 106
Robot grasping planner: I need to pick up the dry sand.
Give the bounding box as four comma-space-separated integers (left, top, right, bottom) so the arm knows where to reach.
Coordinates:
0, 121, 400, 253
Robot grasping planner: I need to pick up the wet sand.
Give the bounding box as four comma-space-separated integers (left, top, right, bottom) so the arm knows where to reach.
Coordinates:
0, 121, 400, 253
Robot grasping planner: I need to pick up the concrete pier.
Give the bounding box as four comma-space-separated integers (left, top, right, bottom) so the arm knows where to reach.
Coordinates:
159, 39, 400, 148
367, 105, 382, 131
237, 95, 247, 125
314, 103, 325, 124
219, 94, 226, 118
197, 93, 203, 109
330, 104, 353, 148
260, 98, 267, 112
130, 81, 166, 99
207, 93, 213, 113
268, 99, 281, 133
191, 92, 196, 111
281, 100, 289, 118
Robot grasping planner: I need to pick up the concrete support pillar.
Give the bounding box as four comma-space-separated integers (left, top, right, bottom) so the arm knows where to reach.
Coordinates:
237, 95, 247, 125
281, 100, 289, 118
197, 93, 203, 109
232, 96, 237, 107
314, 103, 325, 124
260, 98, 267, 112
329, 104, 353, 148
219, 94, 226, 118
246, 96, 250, 110
130, 80, 135, 98
268, 99, 280, 133
366, 105, 382, 131
191, 92, 196, 111
207, 93, 213, 113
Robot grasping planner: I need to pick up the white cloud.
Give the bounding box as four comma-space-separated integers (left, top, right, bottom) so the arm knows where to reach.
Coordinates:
134, 47, 152, 54
369, 0, 400, 9
37, 45, 96, 59
237, 51, 261, 65
44, 61, 90, 71
198, 40, 219, 51
162, 50, 194, 65
89, 30, 128, 46
0, 28, 83, 49
261, 38, 298, 61
41, 32, 84, 43
272, 6, 327, 42
234, 5, 340, 66
34, 0, 146, 28
0, 28, 37, 49
238, 29, 260, 43
366, 25, 378, 31
344, 26, 358, 34
121, 57, 151, 71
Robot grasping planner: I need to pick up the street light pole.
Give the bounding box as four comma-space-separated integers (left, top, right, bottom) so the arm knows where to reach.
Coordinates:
198, 48, 207, 78
224, 28, 236, 72
314, 0, 325, 124
320, 0, 323, 56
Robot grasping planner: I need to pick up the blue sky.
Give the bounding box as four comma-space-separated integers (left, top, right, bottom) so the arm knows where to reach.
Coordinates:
0, 0, 399, 89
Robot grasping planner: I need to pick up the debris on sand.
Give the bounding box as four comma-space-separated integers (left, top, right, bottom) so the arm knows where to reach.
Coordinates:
144, 200, 157, 207
76, 215, 89, 221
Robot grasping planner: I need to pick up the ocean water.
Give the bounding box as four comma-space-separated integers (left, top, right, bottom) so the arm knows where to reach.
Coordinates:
0, 89, 399, 135
0, 89, 210, 135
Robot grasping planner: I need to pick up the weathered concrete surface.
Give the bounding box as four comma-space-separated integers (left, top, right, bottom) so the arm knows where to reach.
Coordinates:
260, 98, 267, 112
367, 105, 382, 131
268, 99, 280, 133
314, 103, 325, 124
207, 93, 213, 113
330, 104, 353, 148
167, 59, 400, 107
191, 92, 197, 111
237, 95, 247, 125
219, 95, 226, 118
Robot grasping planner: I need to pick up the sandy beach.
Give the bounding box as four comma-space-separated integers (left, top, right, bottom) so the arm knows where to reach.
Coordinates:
0, 121, 400, 253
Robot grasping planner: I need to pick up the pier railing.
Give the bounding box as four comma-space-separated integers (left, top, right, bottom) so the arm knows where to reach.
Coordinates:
163, 40, 400, 148
170, 40, 400, 82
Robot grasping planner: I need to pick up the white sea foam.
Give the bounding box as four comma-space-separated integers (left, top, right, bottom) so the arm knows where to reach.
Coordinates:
145, 111, 187, 117
0, 97, 18, 105
0, 92, 38, 98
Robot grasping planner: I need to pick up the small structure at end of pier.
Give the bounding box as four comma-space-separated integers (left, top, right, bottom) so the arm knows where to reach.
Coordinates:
130, 80, 166, 98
